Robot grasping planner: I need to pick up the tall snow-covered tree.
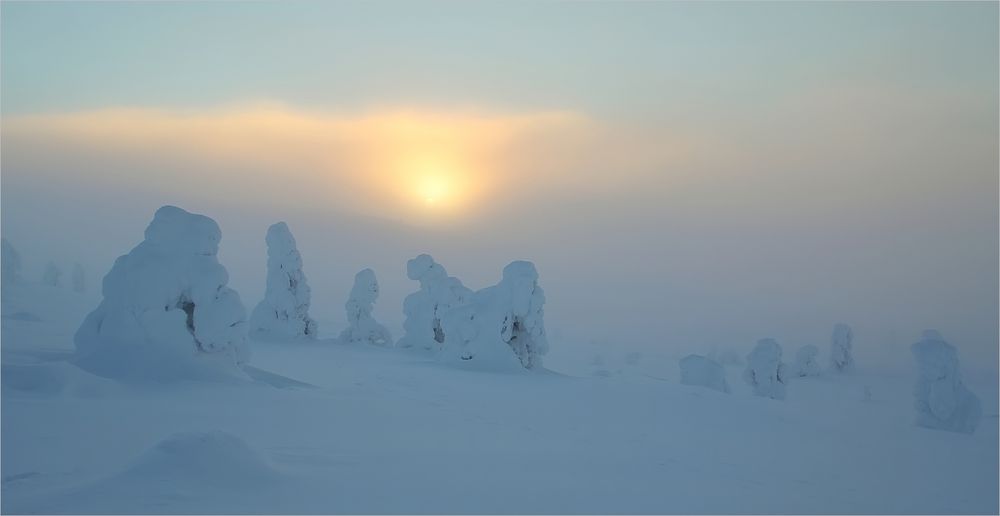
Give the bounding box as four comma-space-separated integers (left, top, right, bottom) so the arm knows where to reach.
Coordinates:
74, 205, 250, 381
72, 262, 86, 293
396, 254, 472, 350
1, 237, 22, 287
339, 268, 393, 346
249, 222, 317, 339
912, 330, 981, 434
794, 345, 822, 377
42, 261, 62, 287
441, 260, 548, 370
830, 323, 855, 372
743, 338, 790, 400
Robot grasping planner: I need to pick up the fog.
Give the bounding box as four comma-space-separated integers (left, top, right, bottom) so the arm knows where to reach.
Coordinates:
1, 1, 997, 373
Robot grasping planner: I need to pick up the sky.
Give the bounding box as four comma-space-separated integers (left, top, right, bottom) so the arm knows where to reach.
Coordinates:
1, 1, 997, 370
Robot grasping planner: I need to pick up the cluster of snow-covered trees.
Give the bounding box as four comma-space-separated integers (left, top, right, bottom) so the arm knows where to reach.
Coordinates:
676, 323, 982, 434
1, 238, 88, 293
64, 205, 549, 382
20, 204, 979, 434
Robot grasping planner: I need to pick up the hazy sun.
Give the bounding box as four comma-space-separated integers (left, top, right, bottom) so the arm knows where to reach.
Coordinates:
390, 150, 470, 212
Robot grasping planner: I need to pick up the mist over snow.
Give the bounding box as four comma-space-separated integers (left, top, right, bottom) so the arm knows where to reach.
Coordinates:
1, 1, 998, 514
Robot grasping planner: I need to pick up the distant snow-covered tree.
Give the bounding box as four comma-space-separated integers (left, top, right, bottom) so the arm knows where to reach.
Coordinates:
339, 268, 393, 346
1, 237, 22, 287
396, 254, 472, 351
74, 205, 250, 381
72, 262, 86, 293
911, 330, 981, 434
42, 261, 62, 287
830, 323, 855, 373
441, 260, 548, 370
743, 338, 790, 400
679, 354, 730, 393
249, 222, 317, 339
794, 345, 822, 377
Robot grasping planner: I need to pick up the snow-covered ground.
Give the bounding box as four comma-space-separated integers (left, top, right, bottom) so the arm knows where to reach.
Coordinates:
2, 281, 997, 514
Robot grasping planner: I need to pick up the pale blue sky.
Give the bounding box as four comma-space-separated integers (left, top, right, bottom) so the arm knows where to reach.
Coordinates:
2, 1, 996, 118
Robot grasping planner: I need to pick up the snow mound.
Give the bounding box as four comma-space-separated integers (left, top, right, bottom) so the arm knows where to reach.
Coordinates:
794, 344, 822, 377
830, 323, 855, 373
441, 260, 548, 371
1, 362, 120, 397
679, 354, 729, 393
74, 205, 250, 382
397, 254, 473, 351
911, 330, 982, 434
743, 338, 790, 400
249, 222, 318, 340
121, 431, 279, 488
339, 268, 393, 346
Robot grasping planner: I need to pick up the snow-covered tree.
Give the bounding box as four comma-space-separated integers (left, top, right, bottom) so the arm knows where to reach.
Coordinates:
830, 323, 855, 373
743, 338, 790, 400
249, 222, 317, 339
679, 354, 730, 393
396, 254, 472, 350
72, 262, 86, 293
1, 237, 22, 287
74, 205, 250, 381
440, 260, 548, 370
42, 261, 62, 287
911, 330, 981, 434
794, 345, 822, 377
339, 268, 393, 346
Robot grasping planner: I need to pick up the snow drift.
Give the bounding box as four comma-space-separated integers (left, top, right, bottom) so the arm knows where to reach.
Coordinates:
73, 205, 250, 381
743, 338, 790, 400
441, 260, 548, 370
679, 354, 729, 393
249, 222, 318, 339
1, 362, 120, 398
339, 268, 392, 346
123, 431, 279, 487
911, 330, 982, 434
396, 254, 472, 351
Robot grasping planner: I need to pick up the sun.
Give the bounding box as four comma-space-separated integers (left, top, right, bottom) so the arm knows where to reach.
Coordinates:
393, 151, 467, 211
419, 175, 450, 205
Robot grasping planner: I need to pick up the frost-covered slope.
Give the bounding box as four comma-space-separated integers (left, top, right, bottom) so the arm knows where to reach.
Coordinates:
2, 282, 997, 514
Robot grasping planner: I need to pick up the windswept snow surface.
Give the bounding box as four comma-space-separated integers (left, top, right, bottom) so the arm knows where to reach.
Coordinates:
2, 281, 998, 514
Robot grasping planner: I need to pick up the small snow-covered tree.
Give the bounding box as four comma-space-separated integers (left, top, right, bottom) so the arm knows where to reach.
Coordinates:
1, 237, 22, 287
794, 345, 822, 377
911, 330, 981, 434
339, 268, 393, 346
42, 261, 62, 287
441, 260, 548, 370
249, 222, 317, 339
743, 338, 790, 400
72, 262, 86, 293
74, 205, 250, 381
396, 254, 472, 350
830, 323, 855, 373
679, 354, 729, 393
